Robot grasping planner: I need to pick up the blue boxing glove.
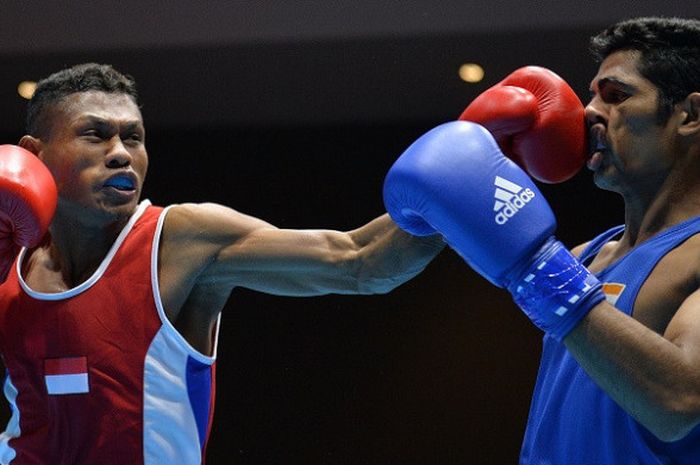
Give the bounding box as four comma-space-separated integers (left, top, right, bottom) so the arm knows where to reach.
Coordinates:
383, 121, 604, 341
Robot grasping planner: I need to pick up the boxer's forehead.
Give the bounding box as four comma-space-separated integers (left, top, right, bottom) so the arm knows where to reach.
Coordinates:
60, 91, 142, 125
44, 91, 143, 137
589, 49, 645, 94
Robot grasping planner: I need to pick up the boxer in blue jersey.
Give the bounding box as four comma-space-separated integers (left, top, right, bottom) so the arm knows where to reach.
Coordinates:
384, 16, 700, 465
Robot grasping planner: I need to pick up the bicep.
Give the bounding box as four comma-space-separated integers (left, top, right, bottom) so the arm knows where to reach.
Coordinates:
664, 289, 700, 358
219, 227, 353, 270
165, 203, 360, 295
663, 246, 700, 355
212, 227, 359, 294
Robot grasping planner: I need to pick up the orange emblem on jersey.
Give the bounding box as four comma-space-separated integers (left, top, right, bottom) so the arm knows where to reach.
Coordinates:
602, 283, 626, 306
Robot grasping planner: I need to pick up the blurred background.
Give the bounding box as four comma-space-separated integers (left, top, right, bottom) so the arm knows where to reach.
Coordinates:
1, 1, 699, 463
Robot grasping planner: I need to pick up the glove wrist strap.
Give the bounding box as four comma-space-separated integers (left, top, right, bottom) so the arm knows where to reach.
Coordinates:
506, 237, 605, 341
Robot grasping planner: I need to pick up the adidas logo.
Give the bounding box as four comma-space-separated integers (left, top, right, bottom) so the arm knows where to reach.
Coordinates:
493, 176, 536, 225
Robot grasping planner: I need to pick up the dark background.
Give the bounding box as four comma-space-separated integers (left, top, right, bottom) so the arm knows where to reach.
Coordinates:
0, 2, 697, 464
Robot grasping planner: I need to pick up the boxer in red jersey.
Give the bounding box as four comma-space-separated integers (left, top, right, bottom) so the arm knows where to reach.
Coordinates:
0, 63, 445, 465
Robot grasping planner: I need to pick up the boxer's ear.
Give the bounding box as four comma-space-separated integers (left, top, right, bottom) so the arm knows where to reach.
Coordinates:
678, 92, 700, 136
19, 135, 41, 156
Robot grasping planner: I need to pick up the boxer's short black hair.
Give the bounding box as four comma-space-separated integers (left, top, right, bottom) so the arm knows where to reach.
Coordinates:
590, 17, 700, 122
26, 63, 139, 137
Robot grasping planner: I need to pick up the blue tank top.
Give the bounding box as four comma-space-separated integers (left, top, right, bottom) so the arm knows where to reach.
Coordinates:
519, 217, 700, 465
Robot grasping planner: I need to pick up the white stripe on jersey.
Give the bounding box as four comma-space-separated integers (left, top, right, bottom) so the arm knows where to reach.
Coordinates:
143, 328, 206, 465
0, 375, 20, 464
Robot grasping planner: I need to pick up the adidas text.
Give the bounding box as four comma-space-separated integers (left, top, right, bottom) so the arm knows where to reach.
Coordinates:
494, 188, 535, 224
493, 176, 536, 225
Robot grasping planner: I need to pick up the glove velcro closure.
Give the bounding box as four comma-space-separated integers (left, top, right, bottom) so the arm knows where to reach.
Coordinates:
505, 237, 605, 341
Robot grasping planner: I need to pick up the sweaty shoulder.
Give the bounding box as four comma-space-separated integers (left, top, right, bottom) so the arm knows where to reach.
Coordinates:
632, 232, 700, 333
156, 203, 275, 317
646, 232, 700, 288
161, 203, 271, 257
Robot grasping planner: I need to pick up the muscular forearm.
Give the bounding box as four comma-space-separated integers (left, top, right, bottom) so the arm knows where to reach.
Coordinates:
564, 303, 700, 441
349, 214, 445, 293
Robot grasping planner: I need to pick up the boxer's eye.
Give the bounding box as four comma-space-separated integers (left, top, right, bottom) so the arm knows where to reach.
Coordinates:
122, 132, 142, 146
600, 86, 630, 104
82, 129, 106, 141
591, 78, 633, 106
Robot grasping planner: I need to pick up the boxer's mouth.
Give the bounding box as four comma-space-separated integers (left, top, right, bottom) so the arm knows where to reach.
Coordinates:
591, 139, 608, 155
104, 173, 137, 191
587, 127, 608, 171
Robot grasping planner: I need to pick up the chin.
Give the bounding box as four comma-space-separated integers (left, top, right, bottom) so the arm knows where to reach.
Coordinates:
593, 172, 624, 194
106, 200, 140, 219
89, 197, 141, 225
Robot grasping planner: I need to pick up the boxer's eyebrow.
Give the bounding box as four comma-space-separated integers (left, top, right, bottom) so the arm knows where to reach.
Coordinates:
75, 115, 143, 132
589, 77, 634, 98
77, 114, 142, 126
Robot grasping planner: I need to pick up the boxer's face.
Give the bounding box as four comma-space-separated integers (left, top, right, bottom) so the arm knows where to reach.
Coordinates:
35, 91, 148, 225
585, 49, 683, 194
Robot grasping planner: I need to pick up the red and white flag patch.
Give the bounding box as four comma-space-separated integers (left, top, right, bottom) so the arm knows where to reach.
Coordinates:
44, 357, 89, 395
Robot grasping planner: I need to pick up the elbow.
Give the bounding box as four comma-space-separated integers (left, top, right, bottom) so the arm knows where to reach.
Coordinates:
642, 396, 700, 442
646, 421, 697, 443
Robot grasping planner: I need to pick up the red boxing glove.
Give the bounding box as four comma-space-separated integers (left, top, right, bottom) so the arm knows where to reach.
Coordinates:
459, 66, 586, 183
0, 145, 57, 281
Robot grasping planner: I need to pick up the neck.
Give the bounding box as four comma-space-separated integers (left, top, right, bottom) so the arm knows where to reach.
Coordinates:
43, 206, 134, 288
620, 149, 700, 248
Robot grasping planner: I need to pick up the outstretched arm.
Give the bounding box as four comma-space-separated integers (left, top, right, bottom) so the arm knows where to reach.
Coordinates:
160, 202, 444, 300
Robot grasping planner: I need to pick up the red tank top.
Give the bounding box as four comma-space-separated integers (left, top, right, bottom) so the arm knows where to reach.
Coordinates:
0, 201, 216, 465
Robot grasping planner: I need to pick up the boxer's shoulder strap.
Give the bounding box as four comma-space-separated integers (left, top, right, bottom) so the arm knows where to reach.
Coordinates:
578, 225, 625, 266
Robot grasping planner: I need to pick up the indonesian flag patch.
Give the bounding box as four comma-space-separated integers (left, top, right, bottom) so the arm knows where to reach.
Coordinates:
44, 357, 89, 395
